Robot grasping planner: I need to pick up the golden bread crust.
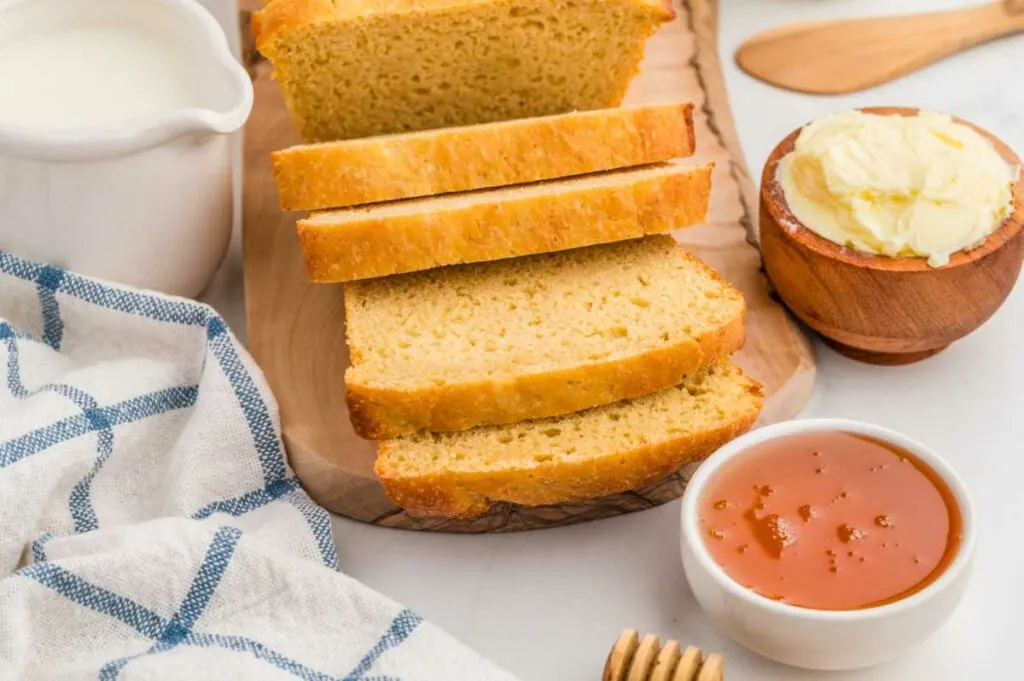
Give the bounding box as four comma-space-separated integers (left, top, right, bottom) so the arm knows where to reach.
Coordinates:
272, 103, 695, 211
252, 0, 337, 57
299, 163, 712, 282
255, 0, 674, 54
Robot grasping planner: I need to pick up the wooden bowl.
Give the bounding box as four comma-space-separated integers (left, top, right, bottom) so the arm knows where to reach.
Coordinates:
760, 107, 1024, 365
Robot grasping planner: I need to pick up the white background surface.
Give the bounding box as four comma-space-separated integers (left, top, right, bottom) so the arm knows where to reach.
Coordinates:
204, 1, 1024, 679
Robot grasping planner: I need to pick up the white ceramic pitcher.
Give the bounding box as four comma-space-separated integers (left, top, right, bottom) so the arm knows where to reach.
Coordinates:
0, 0, 253, 298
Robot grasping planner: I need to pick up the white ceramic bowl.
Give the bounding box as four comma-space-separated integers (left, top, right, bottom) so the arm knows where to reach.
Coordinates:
680, 418, 975, 671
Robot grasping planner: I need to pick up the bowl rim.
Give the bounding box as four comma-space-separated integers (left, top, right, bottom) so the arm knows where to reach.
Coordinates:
761, 106, 1024, 273
680, 418, 976, 622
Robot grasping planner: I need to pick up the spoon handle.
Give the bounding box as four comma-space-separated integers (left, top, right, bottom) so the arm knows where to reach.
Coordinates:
603, 629, 724, 681
737, 1, 1024, 95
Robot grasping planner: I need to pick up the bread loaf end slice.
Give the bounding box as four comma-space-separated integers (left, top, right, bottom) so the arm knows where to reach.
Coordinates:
252, 0, 672, 143
374, 361, 764, 518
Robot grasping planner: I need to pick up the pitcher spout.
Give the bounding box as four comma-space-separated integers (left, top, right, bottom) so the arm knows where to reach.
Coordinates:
0, 0, 253, 163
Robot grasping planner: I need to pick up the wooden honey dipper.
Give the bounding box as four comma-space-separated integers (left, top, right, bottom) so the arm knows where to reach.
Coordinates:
603, 629, 724, 681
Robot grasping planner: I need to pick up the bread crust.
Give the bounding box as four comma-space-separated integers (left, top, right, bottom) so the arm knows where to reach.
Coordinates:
254, 0, 673, 55
299, 163, 712, 282
272, 103, 695, 211
346, 298, 746, 439
252, 0, 337, 57
374, 376, 764, 518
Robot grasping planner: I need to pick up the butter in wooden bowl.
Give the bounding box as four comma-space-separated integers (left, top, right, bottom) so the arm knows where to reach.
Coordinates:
760, 107, 1024, 365
777, 110, 1016, 267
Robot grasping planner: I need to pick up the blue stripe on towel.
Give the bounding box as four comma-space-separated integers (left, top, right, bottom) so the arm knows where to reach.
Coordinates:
30, 532, 53, 563
0, 320, 171, 529
2, 336, 114, 455
0, 385, 198, 469
0, 321, 32, 341
192, 478, 299, 520
98, 639, 179, 681
206, 316, 287, 484
18, 562, 168, 638
1, 326, 103, 419
162, 526, 242, 639
58, 272, 210, 326
99, 526, 351, 681
106, 385, 199, 427
99, 526, 245, 679
68, 386, 200, 529
53, 383, 102, 412
0, 251, 206, 327
68, 444, 113, 531
35, 265, 65, 349
0, 250, 43, 281
191, 481, 338, 569
100, 526, 244, 679
49, 386, 113, 452
186, 633, 343, 681
0, 412, 95, 468
93, 533, 415, 681
3, 334, 27, 398
284, 487, 339, 570
104, 631, 349, 681
344, 610, 423, 681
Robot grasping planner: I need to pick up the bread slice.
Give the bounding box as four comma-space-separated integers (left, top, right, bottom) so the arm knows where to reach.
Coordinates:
272, 103, 696, 211
375, 361, 763, 517
300, 161, 711, 282
344, 236, 746, 439
252, 0, 673, 143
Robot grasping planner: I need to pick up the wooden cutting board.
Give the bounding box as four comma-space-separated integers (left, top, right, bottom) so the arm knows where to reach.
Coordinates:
240, 0, 816, 532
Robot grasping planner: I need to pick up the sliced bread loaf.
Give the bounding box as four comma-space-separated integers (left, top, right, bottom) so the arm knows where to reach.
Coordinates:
375, 361, 764, 518
252, 0, 673, 142
300, 161, 711, 282
272, 103, 695, 211
344, 236, 746, 439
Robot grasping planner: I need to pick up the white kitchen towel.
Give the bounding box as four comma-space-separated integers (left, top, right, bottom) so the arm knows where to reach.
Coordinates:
0, 251, 518, 681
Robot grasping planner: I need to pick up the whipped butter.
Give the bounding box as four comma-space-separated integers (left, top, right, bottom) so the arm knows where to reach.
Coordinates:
777, 110, 1018, 267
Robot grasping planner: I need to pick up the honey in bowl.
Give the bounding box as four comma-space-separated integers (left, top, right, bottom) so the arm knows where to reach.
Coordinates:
699, 431, 962, 611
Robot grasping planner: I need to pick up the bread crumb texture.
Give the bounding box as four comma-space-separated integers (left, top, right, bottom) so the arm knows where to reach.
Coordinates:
253, 0, 672, 142
344, 236, 746, 437
375, 361, 764, 517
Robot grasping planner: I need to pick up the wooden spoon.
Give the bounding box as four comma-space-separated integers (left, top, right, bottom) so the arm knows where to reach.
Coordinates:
736, 0, 1024, 94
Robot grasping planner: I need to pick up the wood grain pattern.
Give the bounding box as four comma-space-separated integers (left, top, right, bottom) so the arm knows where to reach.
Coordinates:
736, 1, 1024, 95
760, 107, 1024, 365
241, 0, 816, 532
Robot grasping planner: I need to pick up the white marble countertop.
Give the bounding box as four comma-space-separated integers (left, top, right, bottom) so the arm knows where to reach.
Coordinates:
205, 1, 1024, 679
